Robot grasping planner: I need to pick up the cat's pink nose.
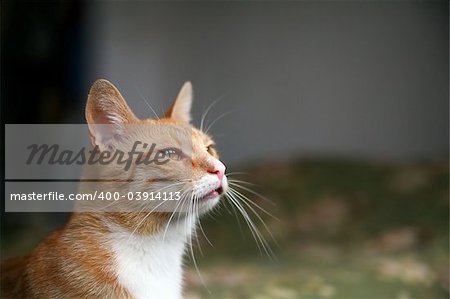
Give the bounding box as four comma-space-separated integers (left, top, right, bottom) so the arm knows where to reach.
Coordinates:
208, 159, 225, 182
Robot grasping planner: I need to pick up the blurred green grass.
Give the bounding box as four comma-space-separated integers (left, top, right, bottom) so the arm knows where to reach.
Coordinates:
1, 159, 448, 298
186, 159, 449, 299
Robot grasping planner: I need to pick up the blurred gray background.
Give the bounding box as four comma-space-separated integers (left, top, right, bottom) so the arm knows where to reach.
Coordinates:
2, 3, 449, 297
85, 1, 448, 166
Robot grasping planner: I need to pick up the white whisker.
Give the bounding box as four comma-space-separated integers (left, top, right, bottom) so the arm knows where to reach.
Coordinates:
199, 94, 226, 131
205, 110, 233, 134
228, 183, 279, 219
228, 181, 276, 206
225, 187, 277, 261
228, 187, 279, 250
135, 87, 160, 119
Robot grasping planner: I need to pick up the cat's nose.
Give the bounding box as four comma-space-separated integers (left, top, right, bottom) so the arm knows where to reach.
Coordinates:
208, 159, 226, 182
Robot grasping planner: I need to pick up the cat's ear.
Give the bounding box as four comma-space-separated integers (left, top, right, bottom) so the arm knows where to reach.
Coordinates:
164, 81, 193, 123
85, 79, 137, 150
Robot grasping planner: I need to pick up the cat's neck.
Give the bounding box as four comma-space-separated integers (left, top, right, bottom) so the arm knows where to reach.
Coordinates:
107, 214, 196, 299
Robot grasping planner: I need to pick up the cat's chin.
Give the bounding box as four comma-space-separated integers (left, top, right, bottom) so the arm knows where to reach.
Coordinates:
169, 195, 220, 220
197, 195, 221, 215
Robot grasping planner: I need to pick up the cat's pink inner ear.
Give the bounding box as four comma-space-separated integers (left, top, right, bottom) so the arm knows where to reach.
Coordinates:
85, 79, 137, 149
165, 81, 193, 123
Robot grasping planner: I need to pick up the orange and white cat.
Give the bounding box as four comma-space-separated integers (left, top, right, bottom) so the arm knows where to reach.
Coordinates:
1, 79, 228, 298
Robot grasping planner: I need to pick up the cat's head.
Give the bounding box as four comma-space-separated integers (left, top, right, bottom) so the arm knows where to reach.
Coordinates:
84, 79, 227, 215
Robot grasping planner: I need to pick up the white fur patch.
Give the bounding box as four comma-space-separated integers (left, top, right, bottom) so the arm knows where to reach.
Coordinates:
109, 217, 195, 299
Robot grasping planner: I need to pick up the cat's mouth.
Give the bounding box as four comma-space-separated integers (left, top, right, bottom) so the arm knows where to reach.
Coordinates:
216, 186, 224, 195
201, 187, 224, 201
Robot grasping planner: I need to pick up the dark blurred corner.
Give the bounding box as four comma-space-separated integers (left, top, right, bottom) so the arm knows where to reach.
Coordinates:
1, 0, 88, 253
2, 0, 88, 124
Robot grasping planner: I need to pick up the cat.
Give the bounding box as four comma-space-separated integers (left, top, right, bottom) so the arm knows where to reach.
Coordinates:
1, 79, 228, 298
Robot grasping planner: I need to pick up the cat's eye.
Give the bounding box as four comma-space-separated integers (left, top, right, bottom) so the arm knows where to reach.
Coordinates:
206, 144, 216, 155
159, 148, 184, 161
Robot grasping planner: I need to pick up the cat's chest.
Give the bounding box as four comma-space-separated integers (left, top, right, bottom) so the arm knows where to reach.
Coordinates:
109, 222, 193, 299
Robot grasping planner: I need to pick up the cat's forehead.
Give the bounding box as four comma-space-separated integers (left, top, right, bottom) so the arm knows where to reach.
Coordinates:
191, 127, 213, 143
140, 117, 213, 144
